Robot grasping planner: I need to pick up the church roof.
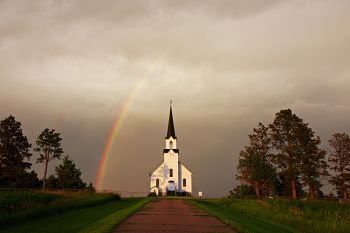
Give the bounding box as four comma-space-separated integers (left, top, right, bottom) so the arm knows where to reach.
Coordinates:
163, 149, 179, 153
179, 161, 193, 174
166, 105, 177, 139
149, 161, 164, 175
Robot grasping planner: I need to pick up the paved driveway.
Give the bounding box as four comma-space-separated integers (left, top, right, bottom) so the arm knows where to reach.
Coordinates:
114, 199, 236, 233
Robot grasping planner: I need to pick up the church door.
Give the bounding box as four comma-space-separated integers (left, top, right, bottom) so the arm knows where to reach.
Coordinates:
167, 181, 175, 191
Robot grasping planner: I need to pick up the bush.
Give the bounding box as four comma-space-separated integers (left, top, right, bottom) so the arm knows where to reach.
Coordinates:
176, 191, 192, 197
228, 184, 255, 197
147, 192, 157, 197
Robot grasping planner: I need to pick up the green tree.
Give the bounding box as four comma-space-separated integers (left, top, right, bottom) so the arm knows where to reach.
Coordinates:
55, 155, 86, 189
85, 182, 96, 192
328, 133, 350, 200
237, 123, 279, 197
277, 173, 305, 197
35, 128, 63, 190
15, 170, 41, 188
46, 174, 59, 189
269, 109, 324, 199
298, 127, 327, 199
0, 115, 32, 187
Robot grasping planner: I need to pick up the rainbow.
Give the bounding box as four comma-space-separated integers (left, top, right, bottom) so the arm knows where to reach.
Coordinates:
95, 66, 155, 190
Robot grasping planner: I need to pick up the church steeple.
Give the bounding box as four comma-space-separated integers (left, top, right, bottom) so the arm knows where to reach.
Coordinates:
166, 102, 176, 139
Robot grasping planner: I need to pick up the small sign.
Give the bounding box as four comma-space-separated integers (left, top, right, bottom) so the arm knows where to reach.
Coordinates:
198, 191, 203, 197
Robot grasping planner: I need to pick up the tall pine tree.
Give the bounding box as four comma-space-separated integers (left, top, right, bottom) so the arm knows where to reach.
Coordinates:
0, 115, 32, 187
35, 128, 63, 190
298, 125, 327, 199
237, 123, 278, 197
328, 133, 350, 200
269, 109, 325, 199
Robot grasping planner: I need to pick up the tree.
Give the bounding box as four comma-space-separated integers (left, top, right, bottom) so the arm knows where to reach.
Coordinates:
0, 115, 32, 187
298, 127, 327, 199
269, 109, 301, 199
35, 128, 63, 190
269, 109, 325, 199
55, 155, 86, 189
46, 174, 59, 189
328, 133, 350, 200
237, 123, 279, 197
277, 173, 305, 197
237, 149, 278, 197
85, 182, 96, 192
15, 170, 41, 188
299, 135, 328, 200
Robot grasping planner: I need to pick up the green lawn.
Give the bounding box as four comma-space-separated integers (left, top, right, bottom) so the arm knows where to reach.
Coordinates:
0, 191, 121, 226
1, 198, 149, 233
190, 198, 350, 233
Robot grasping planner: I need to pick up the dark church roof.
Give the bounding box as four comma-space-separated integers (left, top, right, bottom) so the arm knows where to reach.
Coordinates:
163, 149, 179, 153
166, 105, 177, 139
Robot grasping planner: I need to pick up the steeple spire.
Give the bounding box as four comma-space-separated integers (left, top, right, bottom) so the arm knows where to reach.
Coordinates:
166, 101, 176, 139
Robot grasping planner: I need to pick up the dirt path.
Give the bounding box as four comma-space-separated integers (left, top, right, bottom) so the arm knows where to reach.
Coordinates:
113, 199, 236, 233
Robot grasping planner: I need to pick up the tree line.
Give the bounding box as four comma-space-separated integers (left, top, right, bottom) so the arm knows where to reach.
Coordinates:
0, 115, 94, 191
235, 109, 350, 200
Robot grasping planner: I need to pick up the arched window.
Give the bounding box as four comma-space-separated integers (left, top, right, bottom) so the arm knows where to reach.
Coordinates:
183, 178, 187, 187
169, 141, 173, 149
170, 169, 173, 177
156, 179, 159, 187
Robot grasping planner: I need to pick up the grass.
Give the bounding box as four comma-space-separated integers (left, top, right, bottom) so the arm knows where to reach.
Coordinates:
190, 198, 350, 233
1, 197, 149, 233
0, 191, 62, 214
0, 191, 121, 226
7, 192, 347, 233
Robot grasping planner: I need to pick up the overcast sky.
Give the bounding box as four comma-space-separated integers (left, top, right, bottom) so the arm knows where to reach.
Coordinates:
1, 0, 349, 196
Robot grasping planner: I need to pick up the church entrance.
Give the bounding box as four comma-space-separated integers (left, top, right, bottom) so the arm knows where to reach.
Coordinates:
167, 181, 176, 196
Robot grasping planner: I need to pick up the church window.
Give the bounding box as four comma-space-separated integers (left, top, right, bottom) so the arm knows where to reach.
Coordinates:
169, 141, 173, 149
170, 169, 173, 177
156, 179, 159, 187
183, 179, 186, 187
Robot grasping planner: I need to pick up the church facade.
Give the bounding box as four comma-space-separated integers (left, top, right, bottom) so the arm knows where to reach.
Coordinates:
149, 105, 192, 196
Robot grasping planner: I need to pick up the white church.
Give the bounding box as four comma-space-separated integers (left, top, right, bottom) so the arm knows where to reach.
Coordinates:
149, 104, 192, 196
